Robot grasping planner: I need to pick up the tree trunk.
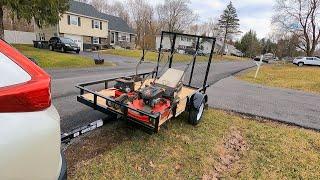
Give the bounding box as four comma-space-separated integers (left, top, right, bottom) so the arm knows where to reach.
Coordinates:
0, 6, 4, 40
221, 28, 228, 56
306, 50, 313, 57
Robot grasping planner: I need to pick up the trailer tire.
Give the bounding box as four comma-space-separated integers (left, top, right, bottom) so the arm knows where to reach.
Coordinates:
188, 100, 205, 125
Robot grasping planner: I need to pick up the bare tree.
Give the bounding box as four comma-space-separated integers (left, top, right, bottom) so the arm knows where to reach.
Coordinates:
207, 18, 224, 38
273, 0, 320, 56
90, 0, 108, 13
110, 1, 130, 24
89, 0, 131, 25
188, 24, 200, 35
127, 0, 154, 49
156, 0, 198, 32
187, 18, 223, 37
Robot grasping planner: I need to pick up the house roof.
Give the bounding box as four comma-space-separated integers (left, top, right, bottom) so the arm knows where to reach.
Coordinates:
69, 0, 134, 34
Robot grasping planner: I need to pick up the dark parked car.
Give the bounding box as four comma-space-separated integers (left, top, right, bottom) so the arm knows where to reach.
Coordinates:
184, 48, 196, 55
184, 48, 207, 56
253, 56, 271, 63
197, 50, 207, 56
48, 37, 80, 53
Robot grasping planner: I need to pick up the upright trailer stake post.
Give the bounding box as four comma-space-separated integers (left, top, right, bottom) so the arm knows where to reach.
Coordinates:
80, 88, 84, 95
93, 94, 97, 110
189, 37, 200, 86
169, 33, 177, 68
203, 39, 216, 93
104, 81, 108, 89
156, 31, 164, 77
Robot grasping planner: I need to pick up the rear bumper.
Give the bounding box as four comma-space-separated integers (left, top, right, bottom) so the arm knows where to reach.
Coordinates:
65, 46, 80, 52
58, 152, 67, 180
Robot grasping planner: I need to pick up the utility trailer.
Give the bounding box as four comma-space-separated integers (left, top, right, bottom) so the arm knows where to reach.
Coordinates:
74, 31, 216, 134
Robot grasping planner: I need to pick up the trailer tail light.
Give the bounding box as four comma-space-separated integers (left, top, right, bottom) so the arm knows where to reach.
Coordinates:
0, 40, 51, 112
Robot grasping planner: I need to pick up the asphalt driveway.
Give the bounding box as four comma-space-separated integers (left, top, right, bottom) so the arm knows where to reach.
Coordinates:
206, 76, 320, 130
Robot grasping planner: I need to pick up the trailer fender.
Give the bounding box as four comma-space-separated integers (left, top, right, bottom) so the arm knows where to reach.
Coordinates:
190, 93, 207, 110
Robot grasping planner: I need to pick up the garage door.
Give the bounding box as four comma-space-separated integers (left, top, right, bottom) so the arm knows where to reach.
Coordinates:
64, 34, 83, 51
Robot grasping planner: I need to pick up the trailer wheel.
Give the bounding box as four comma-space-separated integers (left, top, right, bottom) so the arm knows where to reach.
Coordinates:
188, 100, 205, 125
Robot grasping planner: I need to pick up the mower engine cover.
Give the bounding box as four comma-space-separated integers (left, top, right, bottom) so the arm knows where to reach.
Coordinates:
139, 85, 164, 106
114, 77, 135, 93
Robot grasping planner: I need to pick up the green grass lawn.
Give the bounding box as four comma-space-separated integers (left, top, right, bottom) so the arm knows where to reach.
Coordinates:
13, 44, 114, 69
238, 63, 320, 94
102, 49, 248, 62
66, 109, 320, 179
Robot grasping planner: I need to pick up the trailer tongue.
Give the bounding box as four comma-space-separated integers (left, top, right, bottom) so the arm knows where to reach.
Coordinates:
72, 31, 216, 137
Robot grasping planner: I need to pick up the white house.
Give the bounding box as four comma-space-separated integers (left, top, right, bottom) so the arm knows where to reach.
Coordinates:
155, 34, 243, 56
155, 35, 194, 51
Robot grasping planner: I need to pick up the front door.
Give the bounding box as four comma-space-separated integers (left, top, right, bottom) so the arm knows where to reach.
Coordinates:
313, 57, 320, 65
305, 57, 314, 65
111, 32, 115, 45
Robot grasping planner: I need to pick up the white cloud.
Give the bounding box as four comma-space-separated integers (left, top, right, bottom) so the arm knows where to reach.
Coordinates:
204, 1, 224, 9
240, 16, 272, 38
189, 0, 275, 38
112, 0, 275, 38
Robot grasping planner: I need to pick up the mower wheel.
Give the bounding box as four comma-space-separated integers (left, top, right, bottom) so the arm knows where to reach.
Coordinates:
188, 99, 205, 125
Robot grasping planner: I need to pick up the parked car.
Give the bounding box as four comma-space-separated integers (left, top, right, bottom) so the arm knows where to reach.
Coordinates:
185, 48, 196, 55
49, 37, 80, 53
197, 50, 207, 56
253, 56, 269, 63
293, 57, 320, 67
184, 48, 207, 56
0, 39, 66, 179
282, 56, 294, 62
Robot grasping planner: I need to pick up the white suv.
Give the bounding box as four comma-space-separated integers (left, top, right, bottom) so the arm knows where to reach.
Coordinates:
0, 40, 66, 179
293, 57, 320, 67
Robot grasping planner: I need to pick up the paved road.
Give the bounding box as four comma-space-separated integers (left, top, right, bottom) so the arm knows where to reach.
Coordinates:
206, 76, 320, 130
48, 55, 255, 132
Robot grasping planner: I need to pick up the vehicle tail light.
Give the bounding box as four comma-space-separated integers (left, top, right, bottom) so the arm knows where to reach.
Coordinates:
0, 40, 51, 112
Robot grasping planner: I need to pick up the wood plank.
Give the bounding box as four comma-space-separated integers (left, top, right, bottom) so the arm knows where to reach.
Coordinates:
178, 86, 196, 100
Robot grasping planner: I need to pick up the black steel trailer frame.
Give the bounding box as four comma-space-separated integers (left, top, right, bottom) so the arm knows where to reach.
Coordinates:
66, 31, 216, 141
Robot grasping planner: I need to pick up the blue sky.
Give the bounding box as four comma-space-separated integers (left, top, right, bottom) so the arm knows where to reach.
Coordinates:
115, 0, 275, 39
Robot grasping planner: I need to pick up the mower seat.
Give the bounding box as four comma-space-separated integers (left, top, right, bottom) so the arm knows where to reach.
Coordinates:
156, 68, 184, 89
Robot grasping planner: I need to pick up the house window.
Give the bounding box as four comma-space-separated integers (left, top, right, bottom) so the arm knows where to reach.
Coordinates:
70, 15, 78, 25
121, 35, 126, 41
92, 37, 99, 44
93, 20, 100, 29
